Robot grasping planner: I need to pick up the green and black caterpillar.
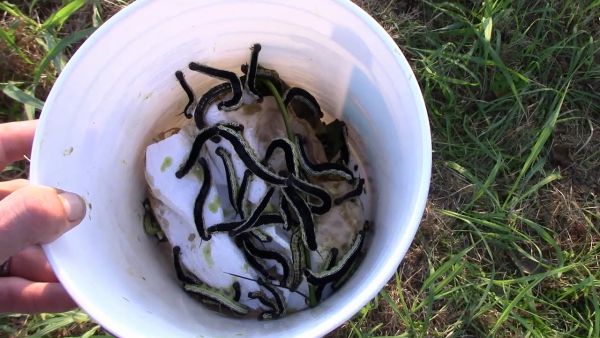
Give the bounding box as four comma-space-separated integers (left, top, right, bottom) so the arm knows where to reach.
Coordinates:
145, 43, 370, 320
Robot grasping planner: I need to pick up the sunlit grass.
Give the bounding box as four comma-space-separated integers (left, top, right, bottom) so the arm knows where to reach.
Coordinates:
334, 0, 600, 337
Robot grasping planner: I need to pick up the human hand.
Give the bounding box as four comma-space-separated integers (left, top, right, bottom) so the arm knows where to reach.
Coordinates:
0, 120, 86, 313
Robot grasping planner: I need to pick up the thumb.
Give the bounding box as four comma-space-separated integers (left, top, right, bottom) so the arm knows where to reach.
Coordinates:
0, 186, 86, 262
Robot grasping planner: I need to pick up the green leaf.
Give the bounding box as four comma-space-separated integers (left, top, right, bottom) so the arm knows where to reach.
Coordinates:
33, 27, 96, 85
0, 2, 38, 26
419, 245, 472, 295
29, 316, 75, 337
1, 83, 44, 119
91, 0, 104, 27
482, 16, 493, 42
42, 0, 86, 30
0, 27, 33, 63
490, 265, 577, 335
0, 26, 15, 44
504, 82, 570, 208
80, 324, 101, 338
519, 172, 561, 201
516, 216, 565, 271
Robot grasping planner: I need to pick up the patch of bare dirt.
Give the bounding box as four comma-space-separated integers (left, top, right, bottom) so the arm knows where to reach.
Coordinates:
550, 115, 600, 194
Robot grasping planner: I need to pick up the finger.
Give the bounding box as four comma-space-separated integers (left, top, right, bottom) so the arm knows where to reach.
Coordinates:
0, 179, 28, 200
0, 186, 86, 262
0, 277, 76, 313
0, 120, 37, 170
10, 246, 58, 283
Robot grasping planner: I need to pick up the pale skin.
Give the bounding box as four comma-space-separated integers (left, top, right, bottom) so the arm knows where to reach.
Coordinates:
0, 120, 86, 313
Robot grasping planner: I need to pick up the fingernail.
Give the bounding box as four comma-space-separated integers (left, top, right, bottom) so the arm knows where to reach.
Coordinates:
57, 192, 86, 223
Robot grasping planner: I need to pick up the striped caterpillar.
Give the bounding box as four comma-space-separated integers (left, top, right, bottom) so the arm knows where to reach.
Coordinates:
145, 43, 370, 320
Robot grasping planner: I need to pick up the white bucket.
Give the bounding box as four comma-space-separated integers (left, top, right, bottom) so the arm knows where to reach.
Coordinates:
30, 1, 431, 337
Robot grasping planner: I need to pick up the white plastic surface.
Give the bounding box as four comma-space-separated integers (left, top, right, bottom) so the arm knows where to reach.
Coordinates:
30, 1, 432, 337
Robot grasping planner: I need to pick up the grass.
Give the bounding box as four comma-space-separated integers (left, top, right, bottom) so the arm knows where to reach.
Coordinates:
1, 0, 599, 337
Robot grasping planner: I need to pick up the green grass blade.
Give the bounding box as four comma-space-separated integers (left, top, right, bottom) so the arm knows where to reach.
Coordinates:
445, 161, 483, 187
33, 27, 96, 85
0, 27, 33, 63
516, 216, 564, 270
519, 172, 561, 201
415, 245, 473, 313
471, 153, 503, 207
490, 265, 578, 334
590, 281, 600, 338
379, 290, 405, 322
439, 209, 525, 239
504, 82, 570, 208
92, 0, 104, 27
28, 315, 75, 337
79, 324, 101, 338
1, 83, 44, 119
0, 2, 38, 26
42, 0, 86, 30
1, 83, 44, 109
